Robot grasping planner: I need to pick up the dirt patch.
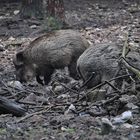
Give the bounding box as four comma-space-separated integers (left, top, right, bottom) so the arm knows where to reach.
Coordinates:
0, 0, 140, 140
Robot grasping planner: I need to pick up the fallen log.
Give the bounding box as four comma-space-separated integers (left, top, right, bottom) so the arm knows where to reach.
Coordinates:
0, 96, 26, 117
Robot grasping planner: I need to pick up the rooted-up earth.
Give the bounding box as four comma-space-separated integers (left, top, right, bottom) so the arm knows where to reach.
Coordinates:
0, 0, 140, 140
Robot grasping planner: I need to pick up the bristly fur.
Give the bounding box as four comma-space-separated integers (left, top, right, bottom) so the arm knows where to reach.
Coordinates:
13, 29, 90, 85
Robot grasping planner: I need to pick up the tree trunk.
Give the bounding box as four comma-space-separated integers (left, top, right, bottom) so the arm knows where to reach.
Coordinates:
20, 0, 64, 21
46, 0, 64, 22
44, 0, 66, 30
20, 0, 67, 30
20, 0, 43, 19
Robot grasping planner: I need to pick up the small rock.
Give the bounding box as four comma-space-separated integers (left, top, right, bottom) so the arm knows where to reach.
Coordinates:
119, 95, 138, 104
30, 25, 37, 29
121, 123, 133, 129
88, 106, 107, 117
79, 112, 90, 117
121, 111, 133, 121
101, 118, 114, 135
8, 36, 15, 41
8, 81, 24, 90
65, 104, 76, 115
5, 13, 10, 16
45, 86, 52, 94
40, 137, 48, 140
54, 73, 66, 82
87, 89, 106, 102
54, 85, 64, 93
69, 79, 77, 85
61, 126, 67, 131
13, 10, 20, 15
129, 42, 139, 48
85, 27, 93, 31
36, 96, 49, 104
112, 111, 132, 125
57, 93, 70, 99
68, 104, 76, 111
128, 133, 136, 140
69, 79, 79, 90
23, 93, 37, 102
125, 103, 139, 110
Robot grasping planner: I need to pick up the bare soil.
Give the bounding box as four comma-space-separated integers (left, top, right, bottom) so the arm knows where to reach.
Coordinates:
0, 0, 140, 140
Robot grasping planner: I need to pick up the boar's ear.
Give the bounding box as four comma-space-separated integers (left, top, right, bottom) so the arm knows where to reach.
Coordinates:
16, 51, 24, 62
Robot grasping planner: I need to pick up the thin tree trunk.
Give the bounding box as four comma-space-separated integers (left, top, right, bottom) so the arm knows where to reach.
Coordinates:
20, 0, 43, 19
44, 0, 66, 30
20, 0, 67, 31
46, 0, 65, 21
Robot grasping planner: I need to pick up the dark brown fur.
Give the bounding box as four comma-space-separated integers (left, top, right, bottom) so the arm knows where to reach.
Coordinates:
13, 29, 89, 85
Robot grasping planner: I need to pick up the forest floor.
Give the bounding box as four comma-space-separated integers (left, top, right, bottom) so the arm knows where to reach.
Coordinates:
0, 0, 140, 140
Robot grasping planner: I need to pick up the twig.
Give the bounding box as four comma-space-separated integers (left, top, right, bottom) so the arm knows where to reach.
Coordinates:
101, 89, 127, 106
76, 72, 95, 100
17, 101, 37, 105
53, 78, 79, 94
125, 69, 136, 92
77, 101, 101, 114
49, 87, 57, 96
105, 91, 119, 97
77, 91, 126, 114
102, 95, 120, 105
60, 82, 79, 95
79, 72, 95, 89
8, 84, 44, 96
122, 32, 129, 58
125, 69, 135, 82
122, 57, 140, 79
17, 105, 52, 123
0, 80, 14, 95
121, 32, 140, 79
87, 74, 130, 93
104, 81, 121, 93
76, 74, 131, 102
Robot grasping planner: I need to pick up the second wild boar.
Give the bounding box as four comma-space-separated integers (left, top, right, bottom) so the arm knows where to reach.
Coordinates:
77, 43, 140, 89
13, 29, 90, 85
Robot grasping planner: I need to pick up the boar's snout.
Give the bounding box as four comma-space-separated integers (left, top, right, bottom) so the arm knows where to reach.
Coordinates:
13, 51, 36, 83
15, 68, 27, 83
15, 69, 24, 82
15, 66, 36, 83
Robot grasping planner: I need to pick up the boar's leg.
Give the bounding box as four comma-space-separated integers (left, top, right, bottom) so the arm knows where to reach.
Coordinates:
68, 62, 79, 79
36, 75, 44, 85
44, 68, 54, 85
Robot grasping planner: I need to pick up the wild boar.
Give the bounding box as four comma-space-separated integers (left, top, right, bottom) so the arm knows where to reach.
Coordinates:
13, 29, 89, 85
77, 43, 140, 89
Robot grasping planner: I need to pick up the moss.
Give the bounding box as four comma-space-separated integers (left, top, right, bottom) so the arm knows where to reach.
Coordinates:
0, 128, 7, 135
